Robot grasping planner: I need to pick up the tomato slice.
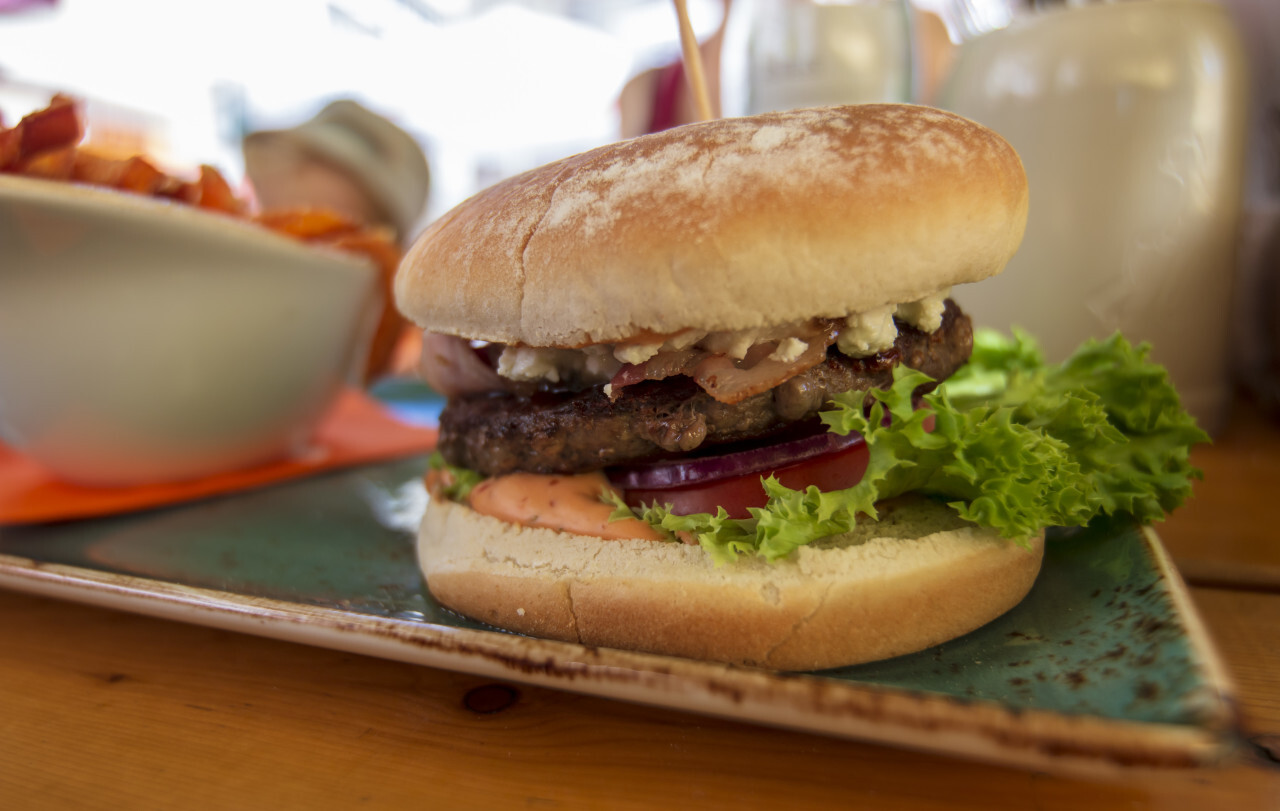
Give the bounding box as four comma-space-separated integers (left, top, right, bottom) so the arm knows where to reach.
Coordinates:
623, 439, 870, 520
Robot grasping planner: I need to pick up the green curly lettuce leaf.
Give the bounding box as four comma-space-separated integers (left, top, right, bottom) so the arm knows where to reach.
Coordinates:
620, 330, 1208, 563
426, 451, 484, 501
943, 330, 1209, 520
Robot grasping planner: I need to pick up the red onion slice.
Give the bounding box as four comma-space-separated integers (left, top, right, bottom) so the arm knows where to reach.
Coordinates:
606, 427, 866, 491
417, 332, 504, 397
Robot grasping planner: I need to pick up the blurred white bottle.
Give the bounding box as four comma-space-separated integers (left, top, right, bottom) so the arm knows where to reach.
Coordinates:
722, 0, 915, 116
938, 0, 1250, 434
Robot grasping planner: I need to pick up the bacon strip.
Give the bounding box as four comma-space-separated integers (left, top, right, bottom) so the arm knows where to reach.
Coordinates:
609, 323, 838, 405
609, 348, 707, 394
692, 337, 832, 405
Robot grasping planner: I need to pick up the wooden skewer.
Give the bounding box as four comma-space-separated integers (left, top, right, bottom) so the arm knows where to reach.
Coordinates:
673, 0, 715, 122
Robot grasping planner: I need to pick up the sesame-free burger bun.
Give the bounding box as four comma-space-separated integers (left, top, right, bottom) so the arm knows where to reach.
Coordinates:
419, 494, 1045, 671
394, 104, 1028, 348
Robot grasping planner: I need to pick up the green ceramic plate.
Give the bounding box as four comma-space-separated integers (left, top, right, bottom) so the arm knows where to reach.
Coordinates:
0, 450, 1239, 776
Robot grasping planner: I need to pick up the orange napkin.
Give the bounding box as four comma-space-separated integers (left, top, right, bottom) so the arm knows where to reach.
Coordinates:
0, 388, 437, 525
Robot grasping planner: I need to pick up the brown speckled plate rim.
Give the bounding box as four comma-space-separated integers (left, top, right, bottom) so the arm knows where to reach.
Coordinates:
0, 526, 1240, 777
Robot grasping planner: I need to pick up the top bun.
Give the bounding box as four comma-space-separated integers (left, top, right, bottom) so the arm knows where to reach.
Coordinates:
395, 104, 1027, 348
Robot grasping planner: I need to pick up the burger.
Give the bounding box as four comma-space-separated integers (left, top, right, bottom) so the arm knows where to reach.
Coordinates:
393, 104, 1204, 671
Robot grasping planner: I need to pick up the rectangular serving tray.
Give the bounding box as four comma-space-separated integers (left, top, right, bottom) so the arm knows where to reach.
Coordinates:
0, 456, 1240, 776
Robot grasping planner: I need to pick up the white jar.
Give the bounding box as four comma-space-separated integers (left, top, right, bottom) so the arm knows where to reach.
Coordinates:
938, 0, 1250, 434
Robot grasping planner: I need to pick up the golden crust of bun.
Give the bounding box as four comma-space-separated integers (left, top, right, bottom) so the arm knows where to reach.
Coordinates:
418, 495, 1045, 671
395, 104, 1028, 348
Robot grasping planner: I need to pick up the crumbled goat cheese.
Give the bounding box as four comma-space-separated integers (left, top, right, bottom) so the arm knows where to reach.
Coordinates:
498, 346, 563, 382
896, 289, 951, 333
498, 345, 621, 384
492, 289, 953, 381
701, 330, 757, 360
835, 289, 952, 357
769, 337, 809, 363
614, 342, 664, 365
838, 305, 898, 357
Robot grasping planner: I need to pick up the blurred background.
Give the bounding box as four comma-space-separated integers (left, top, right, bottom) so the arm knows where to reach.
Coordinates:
0, 0, 735, 225
1, 0, 1276, 434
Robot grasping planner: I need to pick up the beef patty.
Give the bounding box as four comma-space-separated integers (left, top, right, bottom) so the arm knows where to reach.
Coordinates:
438, 300, 973, 476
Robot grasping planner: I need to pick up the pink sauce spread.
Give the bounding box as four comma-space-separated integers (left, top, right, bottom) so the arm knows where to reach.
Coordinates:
467, 472, 665, 541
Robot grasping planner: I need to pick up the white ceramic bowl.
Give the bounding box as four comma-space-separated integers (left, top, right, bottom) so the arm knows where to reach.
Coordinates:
0, 173, 383, 486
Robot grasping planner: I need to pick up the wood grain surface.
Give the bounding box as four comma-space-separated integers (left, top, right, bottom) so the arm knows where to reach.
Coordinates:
0, 587, 1276, 810
0, 399, 1277, 809
1159, 399, 1280, 590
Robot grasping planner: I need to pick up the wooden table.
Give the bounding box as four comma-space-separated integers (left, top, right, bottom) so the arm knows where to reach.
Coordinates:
1, 400, 1278, 809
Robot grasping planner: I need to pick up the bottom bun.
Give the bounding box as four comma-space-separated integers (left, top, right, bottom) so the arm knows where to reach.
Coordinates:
418, 495, 1045, 671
